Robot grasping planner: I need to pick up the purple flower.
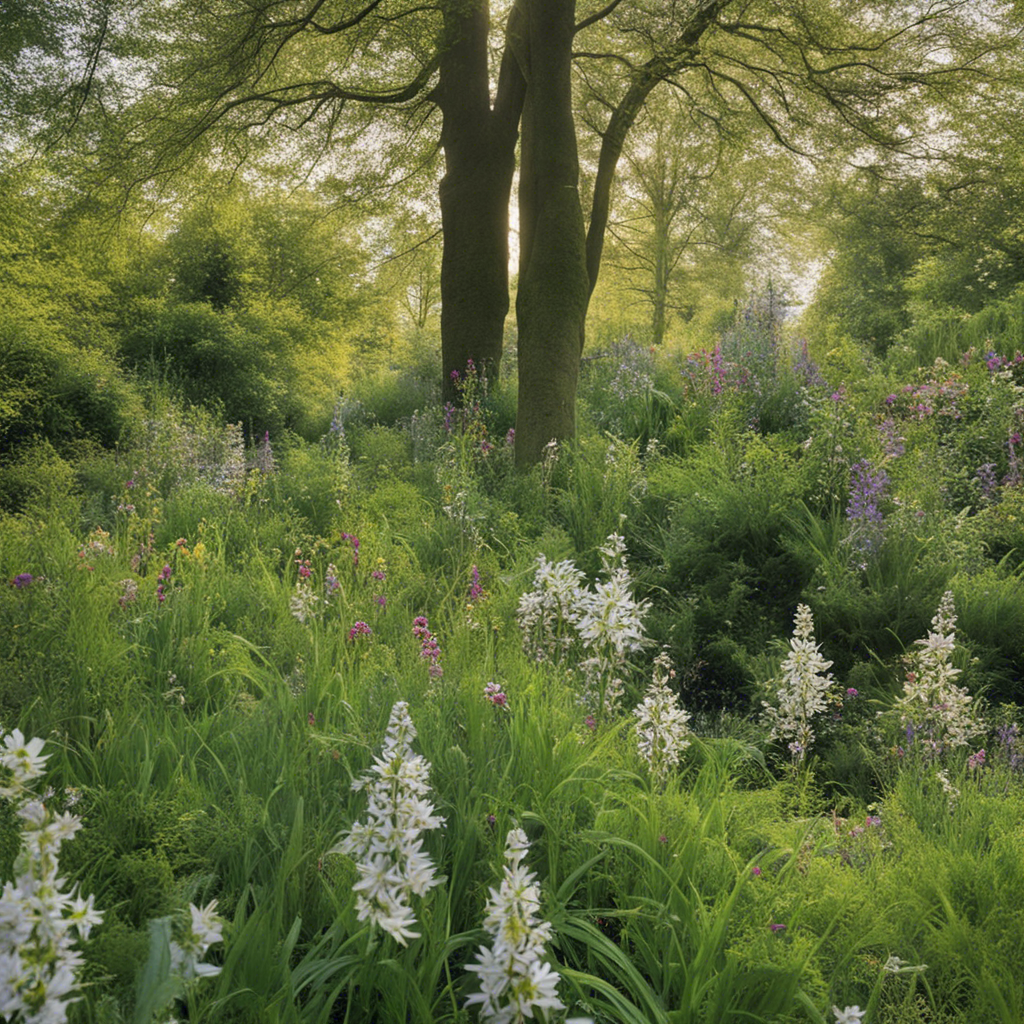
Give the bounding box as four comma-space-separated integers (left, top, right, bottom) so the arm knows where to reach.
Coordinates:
11, 573, 34, 589
348, 621, 372, 641
340, 533, 360, 568
484, 682, 508, 707
769, 923, 787, 933
158, 564, 172, 581
752, 865, 762, 876
846, 688, 859, 698
846, 459, 889, 556
968, 748, 986, 770
866, 815, 882, 827
469, 565, 483, 602
505, 427, 515, 446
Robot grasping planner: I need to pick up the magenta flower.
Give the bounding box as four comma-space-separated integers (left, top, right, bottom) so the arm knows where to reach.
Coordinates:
348, 621, 373, 641
484, 682, 508, 707
340, 533, 360, 568
769, 923, 786, 933
751, 865, 762, 876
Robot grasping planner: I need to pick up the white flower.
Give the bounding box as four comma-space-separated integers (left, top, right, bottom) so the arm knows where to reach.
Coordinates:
466, 829, 565, 1023
169, 899, 225, 980
833, 1006, 865, 1024
331, 702, 444, 946
0, 730, 101, 1024
762, 605, 835, 760
634, 652, 691, 785
892, 592, 982, 757
1, 729, 49, 793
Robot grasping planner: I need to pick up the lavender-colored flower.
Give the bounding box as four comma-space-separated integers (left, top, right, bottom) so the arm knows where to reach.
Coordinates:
878, 418, 905, 459
846, 459, 889, 556
11, 573, 33, 589
976, 463, 998, 501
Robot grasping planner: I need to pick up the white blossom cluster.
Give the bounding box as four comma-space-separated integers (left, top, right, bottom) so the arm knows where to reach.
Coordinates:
761, 604, 836, 761
331, 702, 444, 946
516, 531, 650, 715
289, 578, 319, 623
465, 828, 565, 1024
892, 591, 981, 756
0, 729, 103, 1024
515, 556, 586, 662
633, 652, 692, 786
169, 900, 225, 981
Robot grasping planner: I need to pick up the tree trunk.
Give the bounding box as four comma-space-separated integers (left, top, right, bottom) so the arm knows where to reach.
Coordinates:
436, 0, 523, 404
513, 0, 590, 467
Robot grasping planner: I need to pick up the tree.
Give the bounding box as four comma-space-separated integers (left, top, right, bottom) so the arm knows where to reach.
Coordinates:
603, 89, 788, 346
11, 0, 1013, 463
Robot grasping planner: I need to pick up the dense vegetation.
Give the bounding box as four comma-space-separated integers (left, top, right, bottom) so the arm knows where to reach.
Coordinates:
3, 216, 1024, 1022
4, 2, 1024, 1022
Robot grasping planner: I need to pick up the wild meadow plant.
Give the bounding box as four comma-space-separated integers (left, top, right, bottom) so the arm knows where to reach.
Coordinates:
465, 828, 566, 1024
0, 729, 101, 1023
516, 530, 649, 718
330, 701, 444, 946
633, 652, 691, 787
889, 591, 982, 758
762, 604, 836, 762
845, 459, 889, 560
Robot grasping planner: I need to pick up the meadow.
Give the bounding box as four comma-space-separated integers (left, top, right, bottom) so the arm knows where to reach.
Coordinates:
3, 298, 1024, 1024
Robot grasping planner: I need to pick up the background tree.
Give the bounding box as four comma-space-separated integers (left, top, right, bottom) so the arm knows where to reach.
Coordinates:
9, 0, 1013, 463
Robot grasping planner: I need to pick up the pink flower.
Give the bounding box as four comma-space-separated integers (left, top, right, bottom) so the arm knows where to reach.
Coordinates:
348, 621, 372, 641
769, 923, 786, 933
751, 865, 762, 876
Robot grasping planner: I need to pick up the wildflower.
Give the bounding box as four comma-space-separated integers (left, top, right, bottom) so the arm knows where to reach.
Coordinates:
348, 621, 373, 641
256, 430, 275, 475
412, 616, 443, 679
465, 828, 566, 1023
845, 459, 889, 556
936, 768, 960, 812
340, 533, 360, 568
1, 729, 50, 793
469, 565, 484, 603
832, 1007, 864, 1024
892, 592, 981, 756
769, 923, 786, 933
290, 579, 319, 623
883, 955, 927, 974
0, 729, 102, 1023
324, 565, 340, 596
484, 682, 508, 708
169, 900, 225, 980
762, 605, 835, 761
967, 748, 985, 769
846, 688, 858, 698
751, 865, 762, 876
11, 572, 34, 589
330, 702, 444, 945
633, 652, 691, 786
584, 715, 596, 732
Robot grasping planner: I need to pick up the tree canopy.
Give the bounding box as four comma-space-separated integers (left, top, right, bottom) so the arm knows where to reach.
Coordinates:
4, 0, 1021, 461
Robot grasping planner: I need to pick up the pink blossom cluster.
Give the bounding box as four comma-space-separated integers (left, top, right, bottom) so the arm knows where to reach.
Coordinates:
413, 616, 443, 679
